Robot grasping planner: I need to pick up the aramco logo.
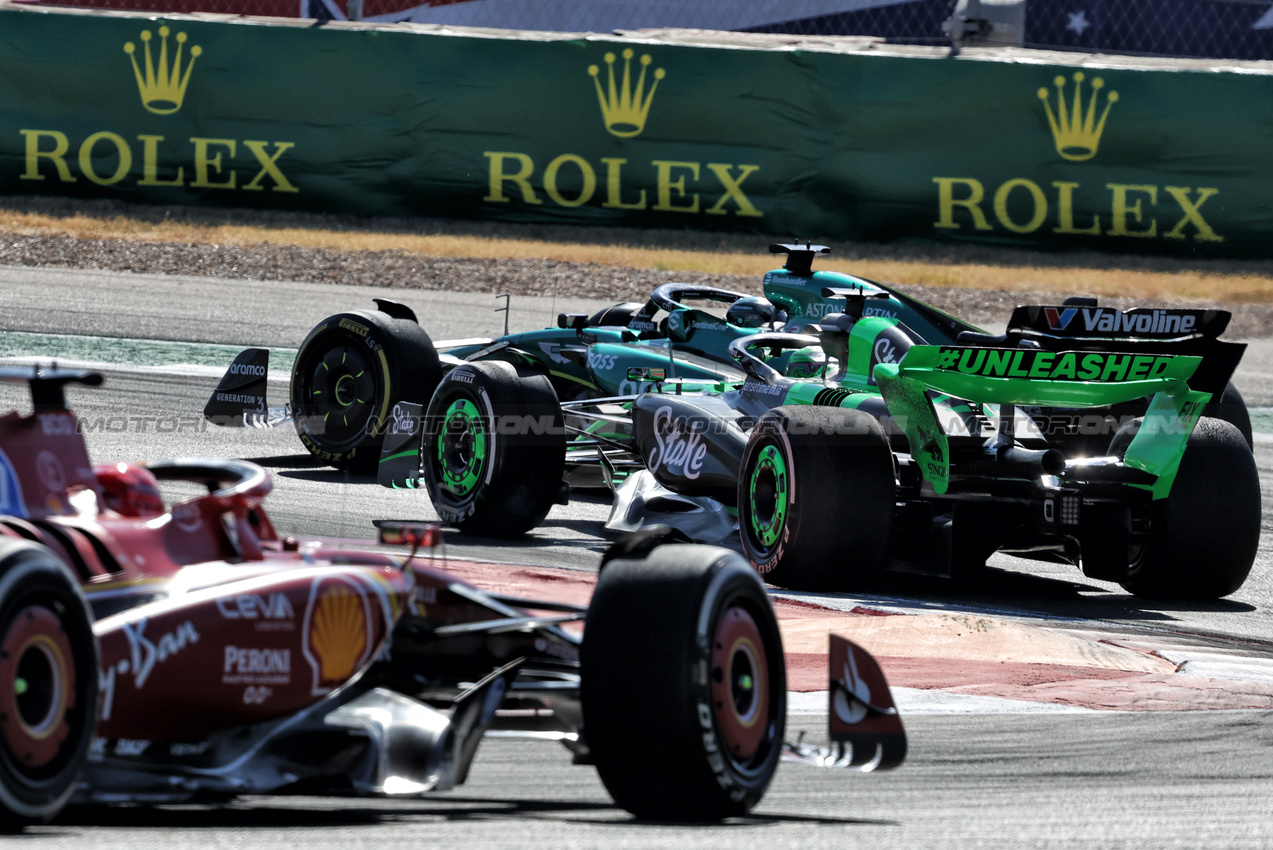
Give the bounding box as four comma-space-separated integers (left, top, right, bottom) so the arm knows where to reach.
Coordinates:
124, 25, 202, 115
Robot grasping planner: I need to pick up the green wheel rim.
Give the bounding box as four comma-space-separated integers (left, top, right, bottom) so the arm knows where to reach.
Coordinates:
438, 398, 488, 498
748, 444, 788, 550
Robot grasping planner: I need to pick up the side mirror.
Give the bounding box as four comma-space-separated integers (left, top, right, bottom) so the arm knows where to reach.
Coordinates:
626, 367, 667, 382
375, 520, 441, 549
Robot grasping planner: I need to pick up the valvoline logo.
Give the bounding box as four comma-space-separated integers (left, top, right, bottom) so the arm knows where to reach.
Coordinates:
1044, 307, 1078, 330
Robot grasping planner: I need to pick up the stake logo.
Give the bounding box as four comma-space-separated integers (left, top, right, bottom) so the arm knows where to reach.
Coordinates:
648, 406, 708, 480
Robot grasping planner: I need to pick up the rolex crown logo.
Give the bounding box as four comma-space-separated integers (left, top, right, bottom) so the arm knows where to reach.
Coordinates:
124, 25, 202, 115
1037, 71, 1118, 162
588, 49, 665, 139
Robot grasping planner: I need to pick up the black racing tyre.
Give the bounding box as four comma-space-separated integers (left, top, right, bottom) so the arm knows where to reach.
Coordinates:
738, 406, 895, 590
581, 543, 785, 820
421, 361, 565, 538
290, 310, 442, 472
0, 539, 98, 831
1118, 416, 1261, 600
1205, 381, 1253, 451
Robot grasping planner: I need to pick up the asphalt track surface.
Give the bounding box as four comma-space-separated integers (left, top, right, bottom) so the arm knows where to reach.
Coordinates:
2, 265, 1273, 848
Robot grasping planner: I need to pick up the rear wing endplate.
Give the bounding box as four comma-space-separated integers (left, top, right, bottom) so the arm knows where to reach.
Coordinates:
783, 634, 906, 771
204, 348, 290, 428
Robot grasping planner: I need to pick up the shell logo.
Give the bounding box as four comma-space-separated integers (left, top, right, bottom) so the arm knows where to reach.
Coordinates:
303, 576, 371, 694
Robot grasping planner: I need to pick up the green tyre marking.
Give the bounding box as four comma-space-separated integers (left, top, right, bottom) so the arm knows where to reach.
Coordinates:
748, 444, 788, 550
438, 398, 488, 498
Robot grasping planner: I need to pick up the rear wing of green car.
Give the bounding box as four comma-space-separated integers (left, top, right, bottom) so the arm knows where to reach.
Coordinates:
874, 345, 1211, 498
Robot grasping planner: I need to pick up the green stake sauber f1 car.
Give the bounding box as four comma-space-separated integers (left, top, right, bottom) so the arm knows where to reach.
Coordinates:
378, 287, 1259, 601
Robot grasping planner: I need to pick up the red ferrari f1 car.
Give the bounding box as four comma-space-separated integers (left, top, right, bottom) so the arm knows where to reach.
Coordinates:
0, 366, 905, 829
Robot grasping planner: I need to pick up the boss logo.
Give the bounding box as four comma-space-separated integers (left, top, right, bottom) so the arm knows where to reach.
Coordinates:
587, 350, 618, 372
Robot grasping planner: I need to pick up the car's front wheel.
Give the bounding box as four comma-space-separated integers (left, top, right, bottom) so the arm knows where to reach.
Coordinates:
581, 541, 786, 820
289, 310, 441, 471
421, 361, 565, 537
738, 406, 895, 590
0, 540, 98, 832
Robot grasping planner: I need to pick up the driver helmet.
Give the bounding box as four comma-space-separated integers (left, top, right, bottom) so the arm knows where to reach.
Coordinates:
95, 462, 165, 517
726, 296, 778, 329
785, 346, 827, 379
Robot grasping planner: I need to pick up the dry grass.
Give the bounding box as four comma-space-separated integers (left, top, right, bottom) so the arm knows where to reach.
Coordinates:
3, 196, 1272, 303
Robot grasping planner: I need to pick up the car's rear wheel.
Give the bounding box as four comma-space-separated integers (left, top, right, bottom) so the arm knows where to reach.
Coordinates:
581, 542, 785, 820
421, 361, 565, 538
290, 310, 441, 472
1206, 381, 1253, 451
738, 406, 895, 590
0, 540, 98, 832
1118, 416, 1261, 599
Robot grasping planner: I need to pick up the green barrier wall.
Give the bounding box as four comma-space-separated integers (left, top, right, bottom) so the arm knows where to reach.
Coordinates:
2, 4, 1271, 257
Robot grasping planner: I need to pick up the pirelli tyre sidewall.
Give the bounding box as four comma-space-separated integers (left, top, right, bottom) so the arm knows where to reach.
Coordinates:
581, 544, 786, 821
0, 540, 98, 831
421, 361, 565, 538
290, 310, 441, 472
1120, 416, 1261, 600
738, 406, 895, 590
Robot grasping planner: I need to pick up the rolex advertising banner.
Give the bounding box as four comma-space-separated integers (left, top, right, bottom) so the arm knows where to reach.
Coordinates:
1, 3, 1271, 258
